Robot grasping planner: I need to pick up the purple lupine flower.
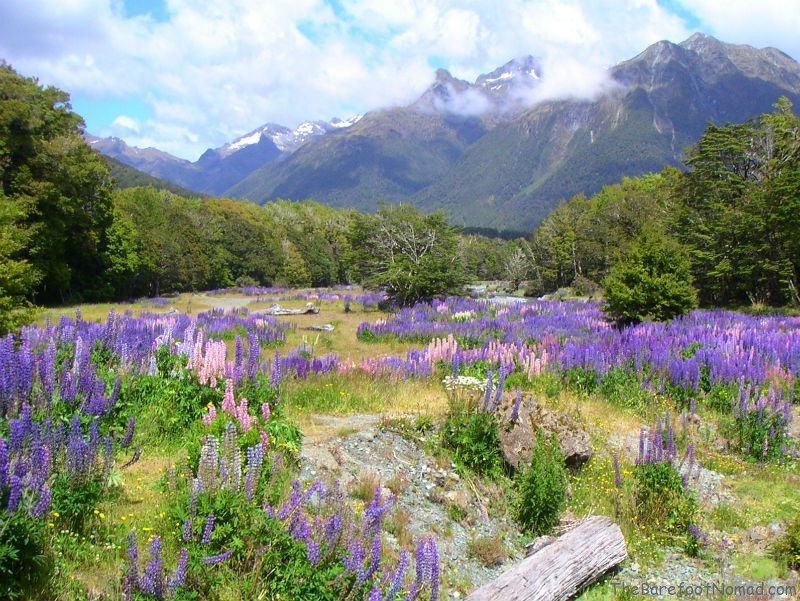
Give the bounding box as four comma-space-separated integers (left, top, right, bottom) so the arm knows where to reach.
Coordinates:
383, 549, 408, 601
270, 351, 282, 389
246, 333, 260, 379
182, 518, 192, 543
490, 366, 506, 411
127, 531, 139, 577
482, 368, 493, 411
356, 533, 381, 585
168, 548, 189, 592
121, 417, 135, 448
306, 540, 320, 565
30, 485, 51, 518
141, 536, 164, 597
200, 550, 233, 565
201, 514, 215, 544
6, 475, 22, 512
343, 538, 366, 573
414, 537, 430, 589
612, 452, 621, 488
428, 538, 439, 601
509, 388, 522, 424
0, 439, 8, 492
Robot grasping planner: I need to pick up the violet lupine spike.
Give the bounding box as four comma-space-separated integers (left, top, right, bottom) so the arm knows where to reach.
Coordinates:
306, 540, 320, 566
140, 535, 164, 597
612, 452, 621, 488
428, 538, 439, 601
509, 388, 522, 424
6, 475, 22, 513
383, 549, 408, 601
30, 484, 51, 518
120, 416, 135, 448
356, 533, 382, 585
201, 513, 215, 544
182, 518, 192, 543
270, 350, 282, 389
200, 550, 233, 565
168, 548, 189, 593
482, 368, 493, 411
0, 439, 8, 492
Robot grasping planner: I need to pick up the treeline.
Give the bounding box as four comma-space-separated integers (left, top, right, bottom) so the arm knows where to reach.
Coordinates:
1, 62, 533, 331
3, 61, 799, 332
531, 97, 800, 309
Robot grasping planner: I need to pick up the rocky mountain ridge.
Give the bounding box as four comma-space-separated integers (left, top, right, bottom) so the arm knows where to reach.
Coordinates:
90, 33, 800, 230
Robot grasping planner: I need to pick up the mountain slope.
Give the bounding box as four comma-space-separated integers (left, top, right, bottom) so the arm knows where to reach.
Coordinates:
228, 34, 800, 230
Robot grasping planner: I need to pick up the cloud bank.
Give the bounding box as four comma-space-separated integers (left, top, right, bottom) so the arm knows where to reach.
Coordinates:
1, 0, 798, 159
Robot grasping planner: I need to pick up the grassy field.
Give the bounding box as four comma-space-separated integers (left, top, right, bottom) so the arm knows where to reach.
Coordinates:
7, 289, 799, 599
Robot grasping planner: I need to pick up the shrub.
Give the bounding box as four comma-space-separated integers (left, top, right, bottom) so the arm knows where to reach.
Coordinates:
0, 511, 52, 599
598, 367, 650, 411
632, 461, 696, 536
513, 430, 568, 536
440, 410, 506, 479
469, 534, 507, 567
603, 230, 697, 325
770, 515, 800, 570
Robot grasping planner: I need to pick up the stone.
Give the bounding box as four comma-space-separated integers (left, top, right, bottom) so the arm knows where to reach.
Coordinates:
445, 489, 472, 513
496, 393, 592, 470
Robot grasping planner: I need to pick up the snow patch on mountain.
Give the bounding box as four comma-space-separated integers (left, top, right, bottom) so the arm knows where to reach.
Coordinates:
220, 116, 362, 156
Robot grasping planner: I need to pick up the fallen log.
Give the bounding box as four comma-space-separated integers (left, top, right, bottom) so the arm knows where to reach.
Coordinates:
258, 302, 320, 315
465, 516, 627, 601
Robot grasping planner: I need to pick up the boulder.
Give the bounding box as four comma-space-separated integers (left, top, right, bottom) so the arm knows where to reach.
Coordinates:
496, 393, 592, 470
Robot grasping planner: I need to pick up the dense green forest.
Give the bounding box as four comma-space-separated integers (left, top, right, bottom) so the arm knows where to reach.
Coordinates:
2, 62, 800, 332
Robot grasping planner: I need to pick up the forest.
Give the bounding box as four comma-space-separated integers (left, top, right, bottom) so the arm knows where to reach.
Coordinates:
3, 62, 800, 334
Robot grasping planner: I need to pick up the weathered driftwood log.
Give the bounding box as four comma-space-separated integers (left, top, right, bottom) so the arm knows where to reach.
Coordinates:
260, 302, 320, 315
465, 516, 627, 601
303, 324, 335, 331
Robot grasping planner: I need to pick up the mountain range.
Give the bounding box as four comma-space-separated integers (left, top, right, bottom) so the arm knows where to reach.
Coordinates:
90, 33, 800, 231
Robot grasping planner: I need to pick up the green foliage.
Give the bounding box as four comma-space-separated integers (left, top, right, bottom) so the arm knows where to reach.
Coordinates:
347, 204, 465, 307
49, 474, 108, 533
513, 430, 568, 536
597, 367, 651, 412
120, 349, 220, 445
724, 406, 791, 462
603, 229, 697, 324
770, 514, 800, 570
0, 510, 53, 599
563, 366, 598, 395
675, 98, 800, 307
440, 408, 506, 479
632, 461, 696, 537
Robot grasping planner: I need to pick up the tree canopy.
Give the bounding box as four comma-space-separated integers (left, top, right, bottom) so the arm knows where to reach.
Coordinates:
347, 204, 465, 306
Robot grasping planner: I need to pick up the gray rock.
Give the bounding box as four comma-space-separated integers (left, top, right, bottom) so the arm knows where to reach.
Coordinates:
496, 393, 593, 470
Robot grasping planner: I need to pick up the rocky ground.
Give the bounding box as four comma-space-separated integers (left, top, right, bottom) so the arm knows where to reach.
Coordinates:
298, 415, 527, 598
297, 413, 799, 600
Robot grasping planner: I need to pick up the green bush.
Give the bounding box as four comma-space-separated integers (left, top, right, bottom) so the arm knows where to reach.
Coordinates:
440, 410, 506, 479
598, 367, 650, 411
770, 514, 800, 570
513, 431, 568, 536
633, 461, 696, 537
0, 511, 53, 599
603, 230, 697, 325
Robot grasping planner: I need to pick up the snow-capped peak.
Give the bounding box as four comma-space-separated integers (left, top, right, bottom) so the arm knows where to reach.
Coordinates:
218, 116, 362, 156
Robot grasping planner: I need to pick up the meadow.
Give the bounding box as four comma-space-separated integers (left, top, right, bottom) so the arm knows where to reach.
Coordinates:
2, 287, 799, 600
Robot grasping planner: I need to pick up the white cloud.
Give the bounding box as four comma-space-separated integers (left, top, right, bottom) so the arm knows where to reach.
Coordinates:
673, 0, 800, 59
3, 0, 794, 160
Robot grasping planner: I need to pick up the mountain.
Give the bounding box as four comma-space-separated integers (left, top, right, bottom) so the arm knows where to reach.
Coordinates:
227, 33, 800, 230
102, 156, 202, 197
87, 117, 361, 196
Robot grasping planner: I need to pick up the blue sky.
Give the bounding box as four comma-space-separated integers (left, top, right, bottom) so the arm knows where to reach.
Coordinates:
2, 0, 799, 160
